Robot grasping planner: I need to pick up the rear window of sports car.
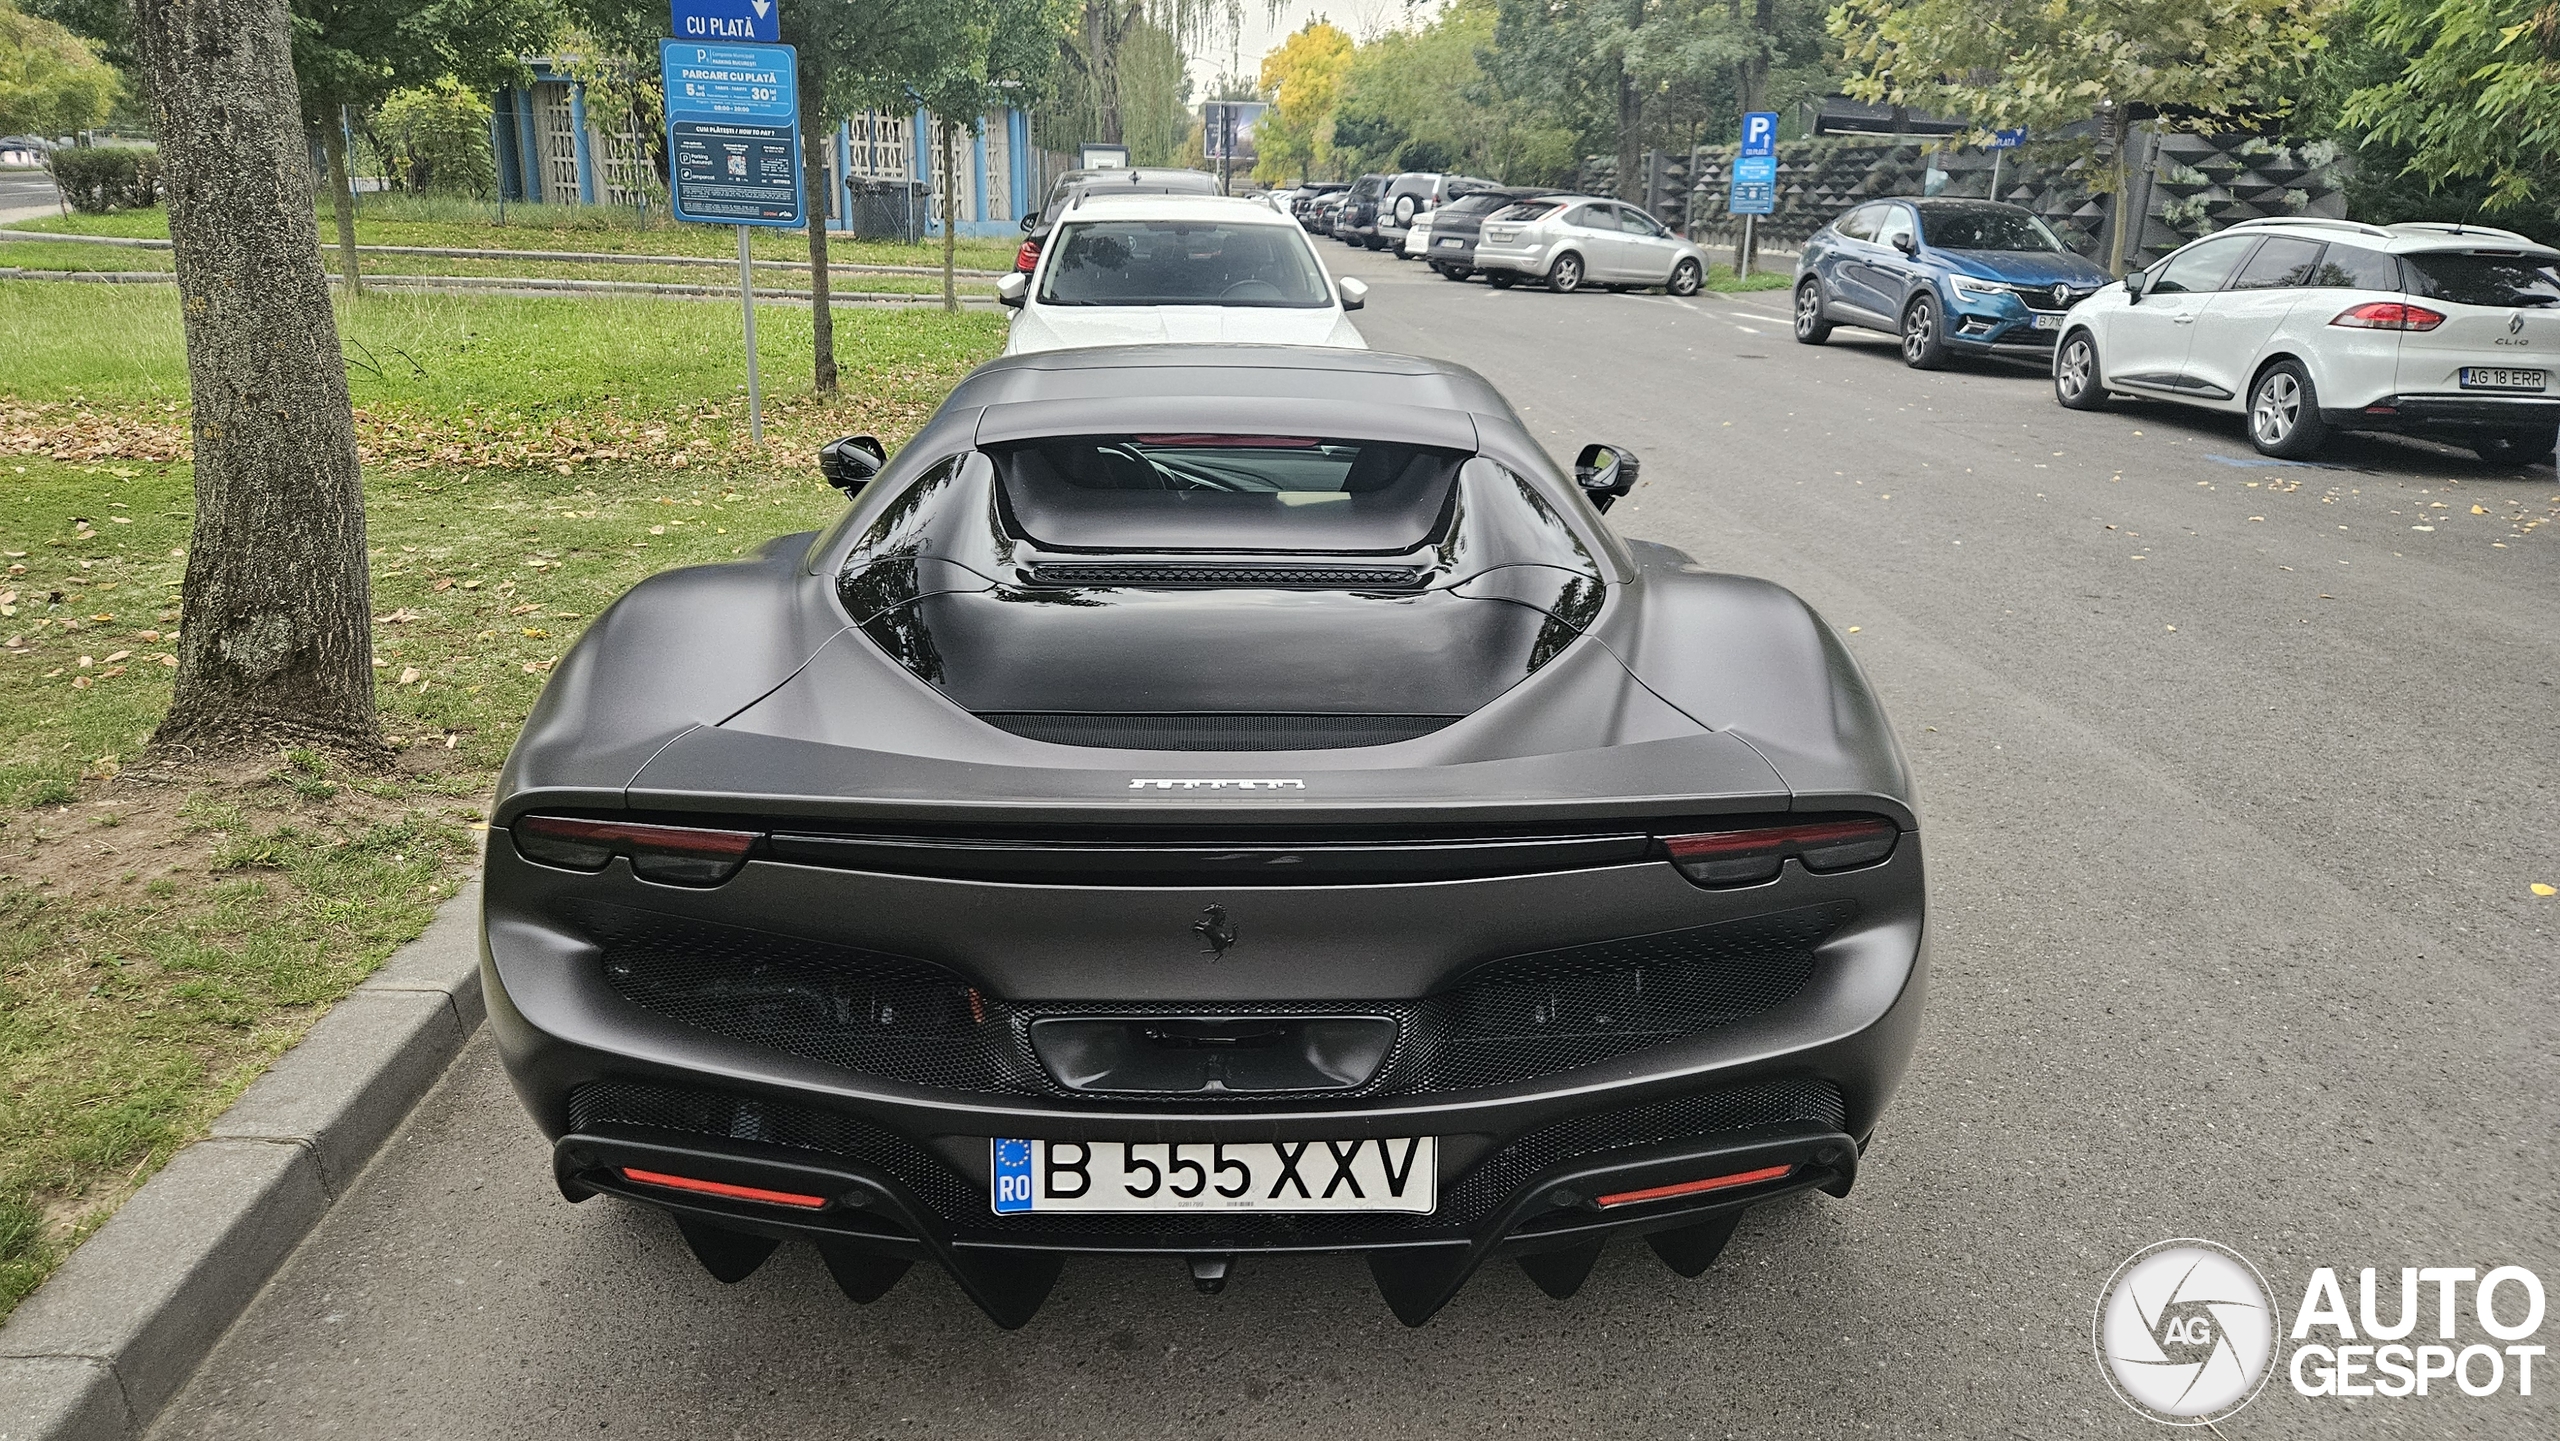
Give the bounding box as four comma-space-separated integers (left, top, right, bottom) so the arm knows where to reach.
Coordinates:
1038, 220, 1333, 308
991, 435, 1464, 553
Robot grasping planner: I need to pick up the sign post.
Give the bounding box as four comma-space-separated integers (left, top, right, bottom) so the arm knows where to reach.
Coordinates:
1988, 127, 2025, 200
659, 36, 800, 443
1728, 110, 1779, 279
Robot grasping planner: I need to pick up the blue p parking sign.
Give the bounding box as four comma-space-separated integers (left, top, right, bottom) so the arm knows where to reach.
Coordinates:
659, 40, 802, 228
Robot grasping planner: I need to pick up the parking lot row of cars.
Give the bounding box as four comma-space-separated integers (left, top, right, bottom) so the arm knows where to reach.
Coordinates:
1789, 198, 2560, 463
1272, 172, 1712, 298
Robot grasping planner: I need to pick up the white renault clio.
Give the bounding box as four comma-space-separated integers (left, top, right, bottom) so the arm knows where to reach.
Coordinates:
997, 193, 1369, 354
2053, 217, 2560, 463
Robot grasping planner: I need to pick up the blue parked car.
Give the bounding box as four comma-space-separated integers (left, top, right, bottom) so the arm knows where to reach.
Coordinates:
1793, 198, 2115, 368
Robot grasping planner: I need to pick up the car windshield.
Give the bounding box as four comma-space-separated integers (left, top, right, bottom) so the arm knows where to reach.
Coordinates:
1038, 221, 1333, 308
1919, 204, 2066, 252
2399, 251, 2560, 307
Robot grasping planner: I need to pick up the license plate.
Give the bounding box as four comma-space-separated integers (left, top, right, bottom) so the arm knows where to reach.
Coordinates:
992, 1137, 1435, 1214
2459, 367, 2548, 392
2031, 314, 2062, 331
1439, 237, 1464, 248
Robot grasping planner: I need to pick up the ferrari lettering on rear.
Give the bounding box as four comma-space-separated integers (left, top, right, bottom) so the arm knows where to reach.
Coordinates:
1128, 778, 1307, 790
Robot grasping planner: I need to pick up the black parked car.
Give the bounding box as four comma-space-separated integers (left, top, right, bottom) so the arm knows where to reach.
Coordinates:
1291, 181, 1348, 233
1424, 187, 1559, 280
485, 346, 1926, 1330
1015, 166, 1221, 273
1336, 173, 1392, 248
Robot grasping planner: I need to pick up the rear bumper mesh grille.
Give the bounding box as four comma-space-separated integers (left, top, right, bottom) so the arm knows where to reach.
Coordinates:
1025, 564, 1424, 588
565, 1075, 1845, 1240
593, 904, 1845, 1100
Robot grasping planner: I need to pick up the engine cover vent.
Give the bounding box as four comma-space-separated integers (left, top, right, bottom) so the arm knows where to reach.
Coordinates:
976, 711, 1461, 751
1026, 564, 1427, 589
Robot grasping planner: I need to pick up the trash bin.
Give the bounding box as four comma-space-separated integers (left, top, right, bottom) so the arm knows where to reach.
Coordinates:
847, 179, 930, 243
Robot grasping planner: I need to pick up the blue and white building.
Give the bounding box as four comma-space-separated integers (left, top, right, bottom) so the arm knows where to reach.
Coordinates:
489, 65, 1042, 237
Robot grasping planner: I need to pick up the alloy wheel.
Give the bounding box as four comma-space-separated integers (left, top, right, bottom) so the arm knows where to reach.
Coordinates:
1670, 259, 1701, 297
1901, 298, 1935, 363
1797, 287, 1821, 335
2251, 372, 2301, 446
1551, 254, 1583, 293
2059, 339, 2092, 399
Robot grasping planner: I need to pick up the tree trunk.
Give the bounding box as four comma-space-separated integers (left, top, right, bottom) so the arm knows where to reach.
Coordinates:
1086, 2, 1122, 145
133, 0, 378, 755
322, 114, 361, 296
941, 118, 959, 312
801, 79, 837, 393
2106, 107, 2134, 277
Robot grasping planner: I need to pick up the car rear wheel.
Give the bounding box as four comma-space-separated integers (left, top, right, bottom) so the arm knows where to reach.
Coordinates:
1487, 271, 1516, 289
1794, 280, 1833, 344
2247, 360, 2330, 459
1548, 252, 1585, 294
1438, 264, 1473, 282
2473, 425, 2558, 466
1668, 258, 1703, 297
2054, 330, 2108, 410
1900, 293, 1949, 369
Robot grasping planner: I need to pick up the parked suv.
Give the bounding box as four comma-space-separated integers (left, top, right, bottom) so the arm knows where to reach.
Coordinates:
1015, 167, 1220, 273
1793, 198, 2113, 367
2053, 217, 2560, 462
1471, 195, 1708, 295
1290, 181, 1347, 232
1423, 187, 1559, 280
1377, 172, 1500, 254
1336, 173, 1392, 248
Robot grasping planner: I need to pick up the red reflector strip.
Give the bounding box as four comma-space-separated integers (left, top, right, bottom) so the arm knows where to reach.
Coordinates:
1595, 1163, 1795, 1208
620, 1167, 827, 1209
518, 816, 757, 857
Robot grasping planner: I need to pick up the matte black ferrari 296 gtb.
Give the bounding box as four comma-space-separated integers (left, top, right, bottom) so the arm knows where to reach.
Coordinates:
482, 345, 1927, 1327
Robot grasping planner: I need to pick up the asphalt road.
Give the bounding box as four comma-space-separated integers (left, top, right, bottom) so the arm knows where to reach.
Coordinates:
150, 242, 2558, 1439
0, 167, 67, 225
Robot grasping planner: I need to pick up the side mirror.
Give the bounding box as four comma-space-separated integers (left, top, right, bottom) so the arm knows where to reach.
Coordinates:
2124, 269, 2149, 302
1574, 442, 1639, 512
1337, 276, 1368, 311
1890, 231, 1918, 256
996, 272, 1028, 309
818, 434, 886, 493
1020, 212, 1038, 232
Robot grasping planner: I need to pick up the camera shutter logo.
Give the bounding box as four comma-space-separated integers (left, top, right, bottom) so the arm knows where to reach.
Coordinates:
2094, 1239, 2281, 1424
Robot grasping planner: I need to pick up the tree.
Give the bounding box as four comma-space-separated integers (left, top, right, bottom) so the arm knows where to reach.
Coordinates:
1830, 0, 2339, 272
131, 0, 379, 753
2343, 0, 2560, 219
908, 0, 1071, 311
1253, 19, 1349, 183
0, 0, 119, 136
290, 0, 558, 293
370, 78, 497, 196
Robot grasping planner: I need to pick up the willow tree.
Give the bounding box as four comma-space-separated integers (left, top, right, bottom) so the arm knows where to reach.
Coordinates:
132, 0, 378, 752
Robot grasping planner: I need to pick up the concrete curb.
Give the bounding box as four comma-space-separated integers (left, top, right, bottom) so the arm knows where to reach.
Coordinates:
0, 880, 485, 1441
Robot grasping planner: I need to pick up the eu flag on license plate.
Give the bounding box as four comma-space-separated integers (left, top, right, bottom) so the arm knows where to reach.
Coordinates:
993, 1138, 1035, 1213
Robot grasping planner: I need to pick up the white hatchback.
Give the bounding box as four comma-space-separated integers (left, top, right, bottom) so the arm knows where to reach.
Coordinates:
998, 194, 1369, 354
2053, 217, 2560, 463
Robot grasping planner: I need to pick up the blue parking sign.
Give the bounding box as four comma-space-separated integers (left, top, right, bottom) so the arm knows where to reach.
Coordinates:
1727, 154, 1778, 216
1740, 111, 1780, 160
672, 0, 777, 43
659, 40, 802, 227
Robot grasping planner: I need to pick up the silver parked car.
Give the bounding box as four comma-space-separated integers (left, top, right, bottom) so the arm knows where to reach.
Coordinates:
1471, 195, 1708, 296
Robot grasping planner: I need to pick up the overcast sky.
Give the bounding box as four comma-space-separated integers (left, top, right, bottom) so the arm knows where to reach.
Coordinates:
1184, 1, 1447, 87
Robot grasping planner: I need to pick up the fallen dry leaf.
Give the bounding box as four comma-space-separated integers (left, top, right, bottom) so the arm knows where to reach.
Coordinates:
397, 666, 421, 685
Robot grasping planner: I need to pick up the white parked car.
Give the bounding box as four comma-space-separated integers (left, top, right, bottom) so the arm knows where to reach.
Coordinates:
2053, 217, 2560, 462
1470, 194, 1709, 296
997, 193, 1369, 354
1401, 209, 1435, 258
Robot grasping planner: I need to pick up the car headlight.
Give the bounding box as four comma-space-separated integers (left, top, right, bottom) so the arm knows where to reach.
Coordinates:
1945, 275, 2011, 304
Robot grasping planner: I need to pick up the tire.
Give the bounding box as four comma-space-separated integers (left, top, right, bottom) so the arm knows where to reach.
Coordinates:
1439, 265, 1473, 283
1793, 280, 1833, 344
2473, 425, 2558, 466
1487, 271, 1516, 289
1547, 251, 1585, 294
1365, 235, 1388, 251
2247, 359, 2331, 459
1667, 258, 1703, 297
1899, 292, 1949, 369
2054, 329, 2109, 410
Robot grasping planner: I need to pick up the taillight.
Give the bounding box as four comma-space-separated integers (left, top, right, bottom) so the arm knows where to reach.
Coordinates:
1658, 818, 1899, 887
2330, 301, 2445, 331
510, 814, 758, 886
1014, 238, 1039, 272
1595, 1163, 1795, 1208
620, 1168, 827, 1209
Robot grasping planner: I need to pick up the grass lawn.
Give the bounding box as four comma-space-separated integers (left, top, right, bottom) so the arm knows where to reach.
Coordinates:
0, 278, 1007, 1320
0, 241, 998, 296
5, 198, 1021, 273
1704, 267, 1792, 293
